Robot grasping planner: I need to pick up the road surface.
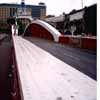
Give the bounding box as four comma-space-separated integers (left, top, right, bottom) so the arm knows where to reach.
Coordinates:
25, 37, 96, 80
13, 36, 96, 100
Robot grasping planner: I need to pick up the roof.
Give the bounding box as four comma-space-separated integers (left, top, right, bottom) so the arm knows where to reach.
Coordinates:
0, 3, 46, 8
45, 15, 64, 22
69, 3, 97, 15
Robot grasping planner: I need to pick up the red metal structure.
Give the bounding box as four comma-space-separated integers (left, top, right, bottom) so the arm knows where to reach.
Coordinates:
24, 23, 54, 41
24, 20, 61, 42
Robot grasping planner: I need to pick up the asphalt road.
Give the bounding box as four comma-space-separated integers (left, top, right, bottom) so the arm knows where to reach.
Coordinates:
25, 37, 96, 80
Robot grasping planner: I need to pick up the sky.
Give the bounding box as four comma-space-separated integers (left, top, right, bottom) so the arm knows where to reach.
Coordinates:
0, 0, 96, 16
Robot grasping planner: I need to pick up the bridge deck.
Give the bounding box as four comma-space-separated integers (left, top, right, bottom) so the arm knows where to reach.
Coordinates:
13, 36, 96, 100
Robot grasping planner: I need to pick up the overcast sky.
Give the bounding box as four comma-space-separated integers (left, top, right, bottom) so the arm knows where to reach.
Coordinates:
0, 0, 96, 16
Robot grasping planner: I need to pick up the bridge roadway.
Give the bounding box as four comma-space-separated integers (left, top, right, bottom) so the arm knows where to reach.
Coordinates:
25, 37, 96, 80
13, 36, 96, 100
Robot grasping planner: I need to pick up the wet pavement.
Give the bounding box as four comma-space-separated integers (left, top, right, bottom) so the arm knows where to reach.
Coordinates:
25, 37, 96, 80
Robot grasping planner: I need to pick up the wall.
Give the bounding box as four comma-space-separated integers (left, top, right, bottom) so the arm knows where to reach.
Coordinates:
59, 35, 96, 51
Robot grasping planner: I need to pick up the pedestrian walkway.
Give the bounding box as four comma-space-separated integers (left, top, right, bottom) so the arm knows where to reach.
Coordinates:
13, 36, 96, 100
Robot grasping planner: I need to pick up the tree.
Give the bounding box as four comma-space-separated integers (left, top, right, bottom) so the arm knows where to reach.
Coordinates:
17, 20, 25, 35
7, 18, 15, 25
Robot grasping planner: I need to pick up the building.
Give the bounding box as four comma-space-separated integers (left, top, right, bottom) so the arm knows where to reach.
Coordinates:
84, 4, 97, 36
44, 15, 65, 33
67, 4, 96, 36
0, 2, 46, 24
44, 4, 97, 36
68, 9, 85, 35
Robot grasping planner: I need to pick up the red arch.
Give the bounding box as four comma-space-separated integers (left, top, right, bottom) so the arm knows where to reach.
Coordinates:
24, 23, 54, 41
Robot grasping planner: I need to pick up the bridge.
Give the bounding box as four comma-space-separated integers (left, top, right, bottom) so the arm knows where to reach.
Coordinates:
24, 20, 61, 42
9, 19, 96, 100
